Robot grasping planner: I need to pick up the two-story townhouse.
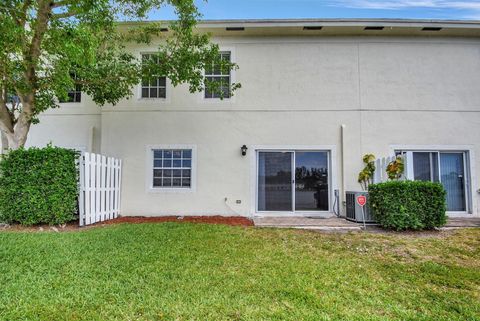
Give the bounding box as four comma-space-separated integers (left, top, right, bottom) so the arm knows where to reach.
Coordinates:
22, 19, 480, 218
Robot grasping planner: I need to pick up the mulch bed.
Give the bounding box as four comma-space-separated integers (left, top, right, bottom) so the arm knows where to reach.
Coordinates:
101, 216, 254, 227
0, 216, 254, 232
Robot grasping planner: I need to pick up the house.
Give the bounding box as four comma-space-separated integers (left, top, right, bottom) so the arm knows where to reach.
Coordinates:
22, 19, 480, 218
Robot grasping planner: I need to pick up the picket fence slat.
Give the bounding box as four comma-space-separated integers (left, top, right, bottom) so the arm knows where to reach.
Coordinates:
85, 152, 91, 226
78, 152, 122, 226
373, 155, 407, 184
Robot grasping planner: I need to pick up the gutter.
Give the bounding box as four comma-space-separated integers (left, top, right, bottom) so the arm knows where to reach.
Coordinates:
116, 18, 480, 29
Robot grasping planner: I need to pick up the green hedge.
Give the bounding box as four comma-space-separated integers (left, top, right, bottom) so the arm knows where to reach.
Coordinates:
368, 180, 447, 231
0, 145, 79, 225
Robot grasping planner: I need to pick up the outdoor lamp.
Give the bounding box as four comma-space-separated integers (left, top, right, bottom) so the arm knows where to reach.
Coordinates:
241, 145, 248, 156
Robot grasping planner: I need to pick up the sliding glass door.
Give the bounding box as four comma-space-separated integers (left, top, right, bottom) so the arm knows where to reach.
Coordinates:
257, 152, 293, 211
440, 153, 466, 212
257, 150, 329, 213
295, 152, 329, 211
401, 151, 468, 212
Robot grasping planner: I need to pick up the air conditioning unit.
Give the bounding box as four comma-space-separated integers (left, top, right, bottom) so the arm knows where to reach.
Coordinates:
345, 191, 376, 223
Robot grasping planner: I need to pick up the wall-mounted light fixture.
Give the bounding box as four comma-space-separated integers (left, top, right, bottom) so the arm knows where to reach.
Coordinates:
241, 145, 248, 156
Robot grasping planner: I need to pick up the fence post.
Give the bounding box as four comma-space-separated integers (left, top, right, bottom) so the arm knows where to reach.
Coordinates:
78, 153, 85, 227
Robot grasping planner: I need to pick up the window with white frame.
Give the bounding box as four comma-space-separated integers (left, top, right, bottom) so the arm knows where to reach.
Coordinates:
204, 51, 231, 99
141, 54, 166, 99
152, 149, 192, 188
60, 73, 82, 103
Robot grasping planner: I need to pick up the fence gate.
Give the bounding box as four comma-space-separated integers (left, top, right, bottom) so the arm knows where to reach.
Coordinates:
78, 152, 122, 226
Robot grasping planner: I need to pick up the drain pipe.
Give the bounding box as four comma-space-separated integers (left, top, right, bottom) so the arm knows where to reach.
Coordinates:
340, 124, 347, 217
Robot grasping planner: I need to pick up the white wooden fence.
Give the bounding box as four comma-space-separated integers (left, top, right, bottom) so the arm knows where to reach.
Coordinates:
78, 152, 122, 226
373, 155, 408, 183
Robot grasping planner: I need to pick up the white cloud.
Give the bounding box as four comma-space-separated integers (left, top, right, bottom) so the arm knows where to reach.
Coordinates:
329, 0, 480, 10
328, 0, 480, 19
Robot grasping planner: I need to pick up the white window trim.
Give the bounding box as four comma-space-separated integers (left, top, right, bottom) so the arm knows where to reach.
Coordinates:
249, 145, 338, 217
389, 144, 476, 216
137, 52, 172, 103
199, 46, 236, 104
145, 144, 197, 193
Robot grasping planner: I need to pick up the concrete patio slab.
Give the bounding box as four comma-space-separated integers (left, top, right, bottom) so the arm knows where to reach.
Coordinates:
253, 217, 363, 229
445, 218, 480, 228
253, 216, 480, 231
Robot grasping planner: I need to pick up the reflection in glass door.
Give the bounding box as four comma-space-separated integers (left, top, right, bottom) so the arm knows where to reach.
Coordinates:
295, 152, 329, 211
257, 152, 293, 211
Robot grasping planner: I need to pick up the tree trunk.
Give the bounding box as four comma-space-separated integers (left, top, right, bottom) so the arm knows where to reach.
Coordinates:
1, 124, 30, 151
5, 133, 21, 150
11, 112, 31, 149
0, 102, 33, 151
1, 131, 8, 154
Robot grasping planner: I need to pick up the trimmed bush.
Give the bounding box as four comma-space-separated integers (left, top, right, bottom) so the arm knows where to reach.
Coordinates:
368, 180, 447, 231
0, 145, 79, 225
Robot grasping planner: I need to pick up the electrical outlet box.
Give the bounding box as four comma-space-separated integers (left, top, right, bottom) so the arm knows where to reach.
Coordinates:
236, 200, 241, 204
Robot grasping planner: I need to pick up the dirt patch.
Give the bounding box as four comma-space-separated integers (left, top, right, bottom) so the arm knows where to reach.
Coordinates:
102, 216, 254, 227
0, 221, 81, 232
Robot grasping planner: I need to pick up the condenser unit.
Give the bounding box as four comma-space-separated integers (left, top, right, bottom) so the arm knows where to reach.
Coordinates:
345, 191, 376, 223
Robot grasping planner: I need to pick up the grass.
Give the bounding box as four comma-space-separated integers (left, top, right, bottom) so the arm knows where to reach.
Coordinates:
0, 224, 479, 321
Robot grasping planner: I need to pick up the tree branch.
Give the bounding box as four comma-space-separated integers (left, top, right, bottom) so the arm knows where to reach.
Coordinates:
19, 0, 32, 27
51, 0, 72, 8
0, 86, 15, 134
51, 9, 79, 19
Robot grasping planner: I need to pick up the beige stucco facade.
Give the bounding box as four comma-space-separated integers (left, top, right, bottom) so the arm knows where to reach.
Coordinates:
23, 19, 480, 217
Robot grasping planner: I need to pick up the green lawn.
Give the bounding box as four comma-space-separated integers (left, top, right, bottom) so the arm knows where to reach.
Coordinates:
0, 224, 479, 321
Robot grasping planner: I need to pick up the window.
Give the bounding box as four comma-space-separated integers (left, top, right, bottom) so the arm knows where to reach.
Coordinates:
141, 54, 166, 99
60, 73, 81, 103
396, 150, 470, 212
65, 84, 82, 103
152, 149, 192, 188
205, 51, 231, 99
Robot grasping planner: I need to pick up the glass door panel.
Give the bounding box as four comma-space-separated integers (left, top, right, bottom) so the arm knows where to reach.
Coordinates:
295, 151, 329, 211
413, 152, 439, 182
440, 153, 466, 211
257, 152, 293, 211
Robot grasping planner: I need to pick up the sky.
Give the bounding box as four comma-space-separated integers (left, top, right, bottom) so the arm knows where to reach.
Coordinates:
149, 0, 480, 21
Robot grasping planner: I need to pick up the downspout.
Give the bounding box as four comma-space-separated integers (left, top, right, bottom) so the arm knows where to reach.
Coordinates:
340, 124, 347, 217
87, 126, 94, 153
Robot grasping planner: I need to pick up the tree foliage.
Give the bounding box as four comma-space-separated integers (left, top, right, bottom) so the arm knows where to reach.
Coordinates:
0, 0, 239, 149
386, 156, 404, 180
357, 153, 376, 191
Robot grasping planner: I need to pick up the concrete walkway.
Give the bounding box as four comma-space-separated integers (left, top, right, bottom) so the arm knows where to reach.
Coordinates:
444, 217, 480, 228
253, 216, 480, 231
253, 217, 363, 231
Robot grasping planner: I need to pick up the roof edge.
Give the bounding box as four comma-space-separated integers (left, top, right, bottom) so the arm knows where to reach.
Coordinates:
116, 18, 480, 28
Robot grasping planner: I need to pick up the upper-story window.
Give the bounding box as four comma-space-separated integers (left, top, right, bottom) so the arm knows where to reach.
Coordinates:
205, 51, 231, 99
141, 54, 166, 99
60, 73, 81, 103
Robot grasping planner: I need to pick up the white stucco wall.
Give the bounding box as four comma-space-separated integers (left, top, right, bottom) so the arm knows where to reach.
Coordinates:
25, 95, 101, 152
23, 34, 480, 217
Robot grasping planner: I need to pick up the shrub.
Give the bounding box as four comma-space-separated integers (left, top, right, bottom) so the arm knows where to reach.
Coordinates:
0, 145, 79, 225
368, 180, 447, 231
